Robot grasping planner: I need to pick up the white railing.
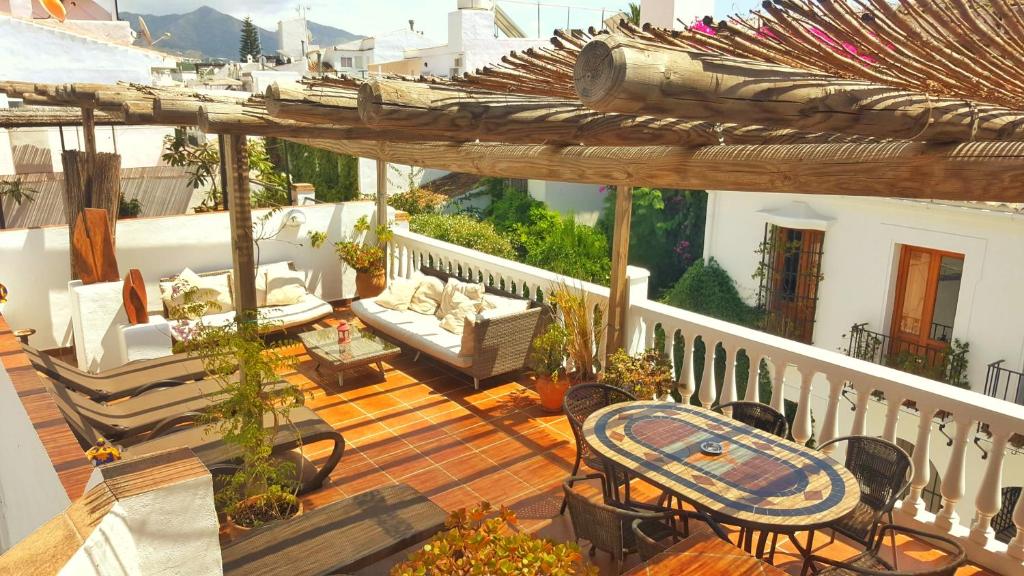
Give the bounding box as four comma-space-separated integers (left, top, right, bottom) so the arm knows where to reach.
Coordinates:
391, 228, 1024, 574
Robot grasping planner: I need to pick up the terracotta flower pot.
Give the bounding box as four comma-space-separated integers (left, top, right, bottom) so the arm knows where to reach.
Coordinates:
355, 269, 386, 298
225, 495, 303, 538
535, 374, 570, 413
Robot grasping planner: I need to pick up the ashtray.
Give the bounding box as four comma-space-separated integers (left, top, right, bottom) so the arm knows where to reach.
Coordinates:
700, 441, 723, 456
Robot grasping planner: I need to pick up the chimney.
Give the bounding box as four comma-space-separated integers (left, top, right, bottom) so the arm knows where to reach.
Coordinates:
409, 19, 415, 31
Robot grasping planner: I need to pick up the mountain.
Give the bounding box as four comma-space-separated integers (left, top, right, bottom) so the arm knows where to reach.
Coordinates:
120, 6, 360, 60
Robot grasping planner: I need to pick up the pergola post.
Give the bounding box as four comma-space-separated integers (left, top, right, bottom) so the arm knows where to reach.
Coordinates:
375, 158, 388, 229
605, 185, 633, 356
224, 134, 257, 320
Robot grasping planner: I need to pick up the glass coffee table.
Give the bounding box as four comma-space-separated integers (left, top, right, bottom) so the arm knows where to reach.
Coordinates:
298, 326, 401, 386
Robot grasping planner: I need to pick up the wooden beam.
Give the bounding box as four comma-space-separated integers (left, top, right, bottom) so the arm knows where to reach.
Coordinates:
358, 78, 725, 147
0, 107, 123, 128
295, 138, 1024, 202
264, 84, 362, 126
574, 35, 1024, 143
606, 185, 632, 356
198, 104, 442, 141
224, 134, 257, 318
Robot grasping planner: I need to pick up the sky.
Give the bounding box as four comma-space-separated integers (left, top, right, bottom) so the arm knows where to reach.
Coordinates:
117, 0, 762, 39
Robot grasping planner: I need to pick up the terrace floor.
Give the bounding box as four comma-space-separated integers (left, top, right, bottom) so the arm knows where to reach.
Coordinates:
252, 307, 999, 576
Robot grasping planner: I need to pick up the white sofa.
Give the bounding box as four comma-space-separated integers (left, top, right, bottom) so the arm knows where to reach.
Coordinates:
352, 268, 551, 389
162, 261, 333, 338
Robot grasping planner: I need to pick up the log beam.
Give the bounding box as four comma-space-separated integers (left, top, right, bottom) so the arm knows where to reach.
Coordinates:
198, 104, 442, 141
574, 35, 1024, 143
295, 138, 1024, 202
0, 107, 123, 128
264, 84, 362, 126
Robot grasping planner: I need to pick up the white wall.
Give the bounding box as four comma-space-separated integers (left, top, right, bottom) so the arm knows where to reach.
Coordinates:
0, 363, 71, 552
528, 180, 606, 225
703, 191, 1024, 393
358, 158, 447, 196
0, 125, 174, 175
0, 202, 382, 350
0, 15, 174, 84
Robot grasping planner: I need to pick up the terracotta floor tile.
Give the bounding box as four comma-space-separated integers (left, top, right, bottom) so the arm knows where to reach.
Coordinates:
388, 417, 448, 445
478, 436, 540, 468
401, 465, 459, 498
443, 451, 500, 482
367, 403, 430, 431
350, 390, 406, 415
419, 434, 475, 466
312, 399, 367, 426
350, 430, 412, 461
430, 486, 484, 512
334, 417, 388, 442
335, 466, 395, 498
506, 454, 574, 490
466, 470, 532, 507
407, 395, 466, 420
373, 446, 429, 480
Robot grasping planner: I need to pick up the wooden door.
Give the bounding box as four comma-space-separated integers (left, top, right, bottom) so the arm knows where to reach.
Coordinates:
890, 245, 964, 366
760, 226, 824, 344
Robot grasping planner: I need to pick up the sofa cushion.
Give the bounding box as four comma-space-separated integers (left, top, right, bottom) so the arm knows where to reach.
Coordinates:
167, 294, 333, 340
439, 292, 477, 335
375, 277, 420, 311
408, 275, 444, 315
479, 293, 530, 316
266, 269, 307, 306
256, 261, 292, 307
160, 268, 233, 319
436, 278, 486, 319
352, 298, 470, 368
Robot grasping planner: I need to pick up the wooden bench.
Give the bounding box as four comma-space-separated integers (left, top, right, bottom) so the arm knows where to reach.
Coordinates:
221, 483, 447, 576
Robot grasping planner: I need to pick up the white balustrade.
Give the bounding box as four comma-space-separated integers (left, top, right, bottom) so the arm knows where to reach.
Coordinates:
391, 229, 1024, 573
936, 418, 975, 531
900, 404, 936, 517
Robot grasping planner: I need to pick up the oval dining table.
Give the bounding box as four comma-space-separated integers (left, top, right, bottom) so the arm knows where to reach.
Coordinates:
582, 401, 861, 564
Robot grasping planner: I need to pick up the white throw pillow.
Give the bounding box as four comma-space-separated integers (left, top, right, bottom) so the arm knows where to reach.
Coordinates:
459, 316, 476, 357
439, 291, 477, 335
255, 261, 292, 307
265, 269, 308, 306
375, 277, 419, 311
201, 272, 235, 315
408, 275, 444, 315
436, 278, 487, 319
479, 293, 530, 315
160, 268, 231, 319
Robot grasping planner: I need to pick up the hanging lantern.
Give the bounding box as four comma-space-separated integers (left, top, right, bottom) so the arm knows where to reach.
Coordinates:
39, 0, 67, 22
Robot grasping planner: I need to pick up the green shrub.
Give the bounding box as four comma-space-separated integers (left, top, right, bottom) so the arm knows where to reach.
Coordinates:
662, 258, 761, 327
388, 187, 447, 215
266, 138, 358, 202
488, 186, 541, 233
596, 187, 707, 296
515, 207, 611, 285
410, 213, 516, 260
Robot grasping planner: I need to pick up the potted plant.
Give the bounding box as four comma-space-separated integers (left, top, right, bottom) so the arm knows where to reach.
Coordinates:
550, 283, 604, 382
179, 310, 306, 534
601, 348, 674, 400
529, 323, 569, 412
391, 502, 596, 576
335, 215, 392, 298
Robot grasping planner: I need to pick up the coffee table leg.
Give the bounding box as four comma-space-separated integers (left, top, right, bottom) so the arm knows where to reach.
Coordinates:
337, 370, 344, 387
376, 360, 385, 379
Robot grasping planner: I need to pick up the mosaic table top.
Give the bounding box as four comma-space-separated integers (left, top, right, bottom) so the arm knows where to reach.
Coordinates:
583, 401, 860, 530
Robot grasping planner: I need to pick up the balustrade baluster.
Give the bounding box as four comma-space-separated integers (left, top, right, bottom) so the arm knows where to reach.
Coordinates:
791, 369, 812, 445
680, 336, 697, 404
882, 394, 904, 443
850, 385, 871, 436
818, 377, 842, 455
698, 339, 717, 408
719, 345, 737, 415
936, 417, 976, 532
770, 360, 786, 414
970, 428, 1009, 545
900, 404, 935, 517
743, 353, 762, 403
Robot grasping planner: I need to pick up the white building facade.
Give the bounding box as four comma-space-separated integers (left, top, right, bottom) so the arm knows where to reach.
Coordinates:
703, 191, 1024, 399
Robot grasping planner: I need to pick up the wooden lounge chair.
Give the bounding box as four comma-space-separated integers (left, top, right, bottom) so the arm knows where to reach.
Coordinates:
23, 345, 209, 401
44, 375, 344, 494
42, 374, 291, 443
221, 483, 447, 576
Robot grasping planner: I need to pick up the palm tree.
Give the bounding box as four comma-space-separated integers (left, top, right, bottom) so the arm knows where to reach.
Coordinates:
0, 178, 37, 230
626, 2, 641, 25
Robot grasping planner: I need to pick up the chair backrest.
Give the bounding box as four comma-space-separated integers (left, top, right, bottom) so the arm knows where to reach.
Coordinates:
563, 383, 637, 462
40, 375, 102, 449
993, 486, 1021, 544
818, 435, 913, 545
562, 480, 630, 561
718, 401, 788, 438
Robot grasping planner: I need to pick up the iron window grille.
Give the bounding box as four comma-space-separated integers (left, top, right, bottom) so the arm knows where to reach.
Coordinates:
756, 224, 825, 344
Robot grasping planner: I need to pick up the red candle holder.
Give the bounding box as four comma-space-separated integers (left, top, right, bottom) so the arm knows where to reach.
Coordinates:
336, 321, 351, 343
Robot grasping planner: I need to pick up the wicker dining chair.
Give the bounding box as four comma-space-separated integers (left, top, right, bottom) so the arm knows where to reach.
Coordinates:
803, 523, 966, 576
717, 401, 788, 438
560, 383, 637, 514
631, 509, 731, 562
817, 436, 913, 568
562, 474, 692, 574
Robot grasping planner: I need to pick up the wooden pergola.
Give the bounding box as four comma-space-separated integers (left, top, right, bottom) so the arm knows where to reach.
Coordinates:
4, 0, 1024, 353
